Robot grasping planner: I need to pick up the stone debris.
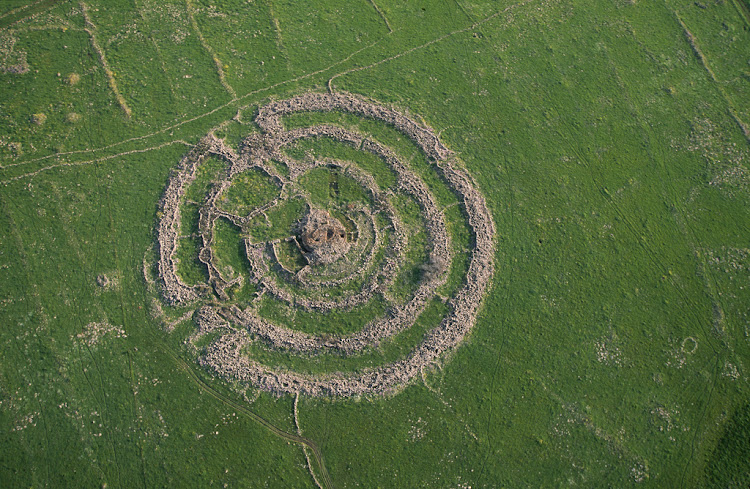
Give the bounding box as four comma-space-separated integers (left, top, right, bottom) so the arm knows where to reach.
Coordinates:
0, 32, 29, 75
75, 322, 126, 347
96, 274, 110, 288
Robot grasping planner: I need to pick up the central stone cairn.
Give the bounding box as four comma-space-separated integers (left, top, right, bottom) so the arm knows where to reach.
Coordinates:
155, 92, 496, 397
297, 209, 350, 265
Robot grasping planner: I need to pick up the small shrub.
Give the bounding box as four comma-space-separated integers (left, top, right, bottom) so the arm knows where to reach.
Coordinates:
30, 113, 47, 125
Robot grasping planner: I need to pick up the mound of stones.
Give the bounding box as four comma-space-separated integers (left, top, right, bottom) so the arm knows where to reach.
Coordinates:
297, 209, 350, 265
155, 92, 495, 397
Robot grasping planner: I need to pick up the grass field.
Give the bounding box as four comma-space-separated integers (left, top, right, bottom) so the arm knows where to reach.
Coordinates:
1, 0, 749, 487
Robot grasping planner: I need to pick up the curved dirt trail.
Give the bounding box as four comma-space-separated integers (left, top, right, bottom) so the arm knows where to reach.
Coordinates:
150, 333, 335, 489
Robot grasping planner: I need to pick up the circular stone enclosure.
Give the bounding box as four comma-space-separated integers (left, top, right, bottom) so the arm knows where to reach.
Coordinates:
155, 92, 495, 397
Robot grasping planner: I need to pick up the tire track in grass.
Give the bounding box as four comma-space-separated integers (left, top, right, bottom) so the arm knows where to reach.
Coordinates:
7, 0, 534, 174
528, 5, 737, 361
668, 5, 750, 142
48, 182, 126, 489
564, 134, 721, 352
149, 334, 335, 489
5, 3, 335, 487
0, 196, 54, 486
535, 46, 720, 354
104, 157, 148, 488
679, 355, 721, 487
3, 183, 119, 486
439, 2, 518, 484
80, 2, 132, 118
0, 0, 63, 31
603, 28, 741, 484
294, 393, 324, 489
522, 21, 729, 484
34, 381, 53, 485
185, 0, 236, 98
597, 38, 735, 484
652, 1, 749, 353
326, 0, 539, 92
8, 171, 123, 486
81, 11, 148, 479
127, 350, 149, 488
558, 126, 729, 486
595, 39, 726, 354
71, 10, 127, 483
0, 140, 194, 184
37, 12, 112, 484
10, 28, 333, 489
3, 36, 387, 173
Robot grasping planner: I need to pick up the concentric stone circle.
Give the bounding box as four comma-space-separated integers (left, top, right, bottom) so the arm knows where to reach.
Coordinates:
155, 92, 495, 397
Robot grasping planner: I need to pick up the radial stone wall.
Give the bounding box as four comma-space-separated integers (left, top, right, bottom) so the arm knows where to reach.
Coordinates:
155, 92, 496, 397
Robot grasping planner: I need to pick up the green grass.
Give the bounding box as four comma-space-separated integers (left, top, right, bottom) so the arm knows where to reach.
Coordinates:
298, 166, 370, 207
246, 298, 447, 374
184, 156, 225, 203
282, 132, 399, 189
703, 401, 750, 488
273, 239, 306, 272
247, 196, 306, 242
2, 0, 750, 488
218, 168, 279, 216
257, 294, 388, 337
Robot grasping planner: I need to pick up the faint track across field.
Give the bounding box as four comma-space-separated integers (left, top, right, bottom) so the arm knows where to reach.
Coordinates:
152, 334, 335, 489
0, 0, 64, 31
3, 0, 540, 183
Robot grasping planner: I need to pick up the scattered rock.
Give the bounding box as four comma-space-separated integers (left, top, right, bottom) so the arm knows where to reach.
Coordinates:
96, 274, 110, 288
66, 73, 80, 85
30, 113, 46, 125
8, 142, 22, 157
75, 322, 126, 347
